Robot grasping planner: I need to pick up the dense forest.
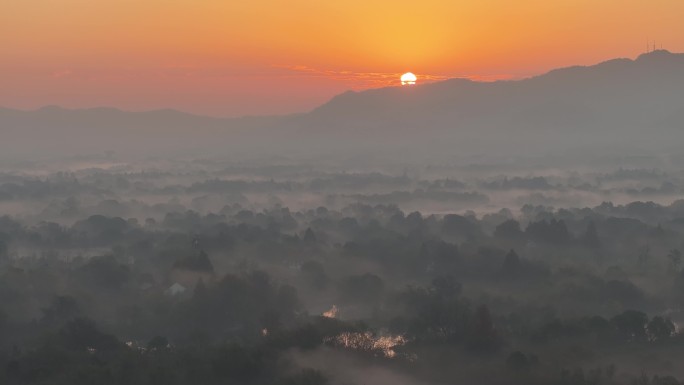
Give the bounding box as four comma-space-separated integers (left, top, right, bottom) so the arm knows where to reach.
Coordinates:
2, 159, 684, 384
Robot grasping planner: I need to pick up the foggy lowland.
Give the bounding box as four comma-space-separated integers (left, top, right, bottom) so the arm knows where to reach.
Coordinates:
3, 2, 684, 385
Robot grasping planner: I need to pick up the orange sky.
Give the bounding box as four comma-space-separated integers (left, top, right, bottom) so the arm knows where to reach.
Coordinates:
2, 0, 683, 116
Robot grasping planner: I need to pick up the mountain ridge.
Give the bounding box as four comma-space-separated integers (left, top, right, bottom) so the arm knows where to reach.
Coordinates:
2, 50, 681, 121
2, 50, 684, 160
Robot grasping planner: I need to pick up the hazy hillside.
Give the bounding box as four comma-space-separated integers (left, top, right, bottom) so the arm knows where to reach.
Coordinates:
2, 50, 684, 161
0, 106, 284, 160
289, 50, 684, 155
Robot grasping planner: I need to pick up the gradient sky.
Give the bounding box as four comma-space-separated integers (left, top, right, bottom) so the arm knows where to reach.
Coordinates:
2, 0, 683, 117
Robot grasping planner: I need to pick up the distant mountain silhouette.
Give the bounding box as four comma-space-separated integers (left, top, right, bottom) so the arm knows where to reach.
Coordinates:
2, 50, 684, 160
0, 105, 282, 159
291, 50, 684, 143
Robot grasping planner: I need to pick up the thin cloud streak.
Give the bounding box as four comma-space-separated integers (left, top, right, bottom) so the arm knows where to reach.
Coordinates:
35, 64, 517, 88
274, 65, 518, 88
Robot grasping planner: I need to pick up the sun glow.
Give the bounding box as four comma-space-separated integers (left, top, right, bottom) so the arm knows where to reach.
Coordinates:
401, 72, 417, 85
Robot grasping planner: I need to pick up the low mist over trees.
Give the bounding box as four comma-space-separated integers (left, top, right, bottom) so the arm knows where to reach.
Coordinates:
2, 155, 684, 384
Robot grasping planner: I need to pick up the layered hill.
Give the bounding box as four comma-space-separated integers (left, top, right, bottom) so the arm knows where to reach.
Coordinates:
2, 50, 683, 160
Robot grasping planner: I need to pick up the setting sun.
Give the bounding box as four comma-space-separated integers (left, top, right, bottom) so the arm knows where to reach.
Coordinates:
401, 72, 417, 85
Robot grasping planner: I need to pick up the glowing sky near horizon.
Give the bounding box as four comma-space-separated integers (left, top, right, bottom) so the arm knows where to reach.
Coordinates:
2, 0, 684, 116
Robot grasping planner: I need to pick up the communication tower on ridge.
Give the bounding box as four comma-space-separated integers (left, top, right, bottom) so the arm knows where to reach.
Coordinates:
646, 39, 666, 53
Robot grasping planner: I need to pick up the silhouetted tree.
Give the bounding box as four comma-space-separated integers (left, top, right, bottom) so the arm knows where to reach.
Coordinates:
0, 238, 7, 261
174, 249, 214, 272
494, 220, 524, 240
526, 219, 571, 244
41, 296, 81, 325
582, 221, 601, 248
506, 351, 529, 372
647, 316, 675, 342
611, 310, 648, 342
76, 256, 130, 290
303, 228, 317, 243
501, 249, 521, 276
58, 317, 120, 351
147, 335, 169, 350
667, 249, 682, 271
301, 261, 328, 290
340, 273, 384, 304
467, 305, 501, 353
637, 245, 652, 268
431, 275, 462, 300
